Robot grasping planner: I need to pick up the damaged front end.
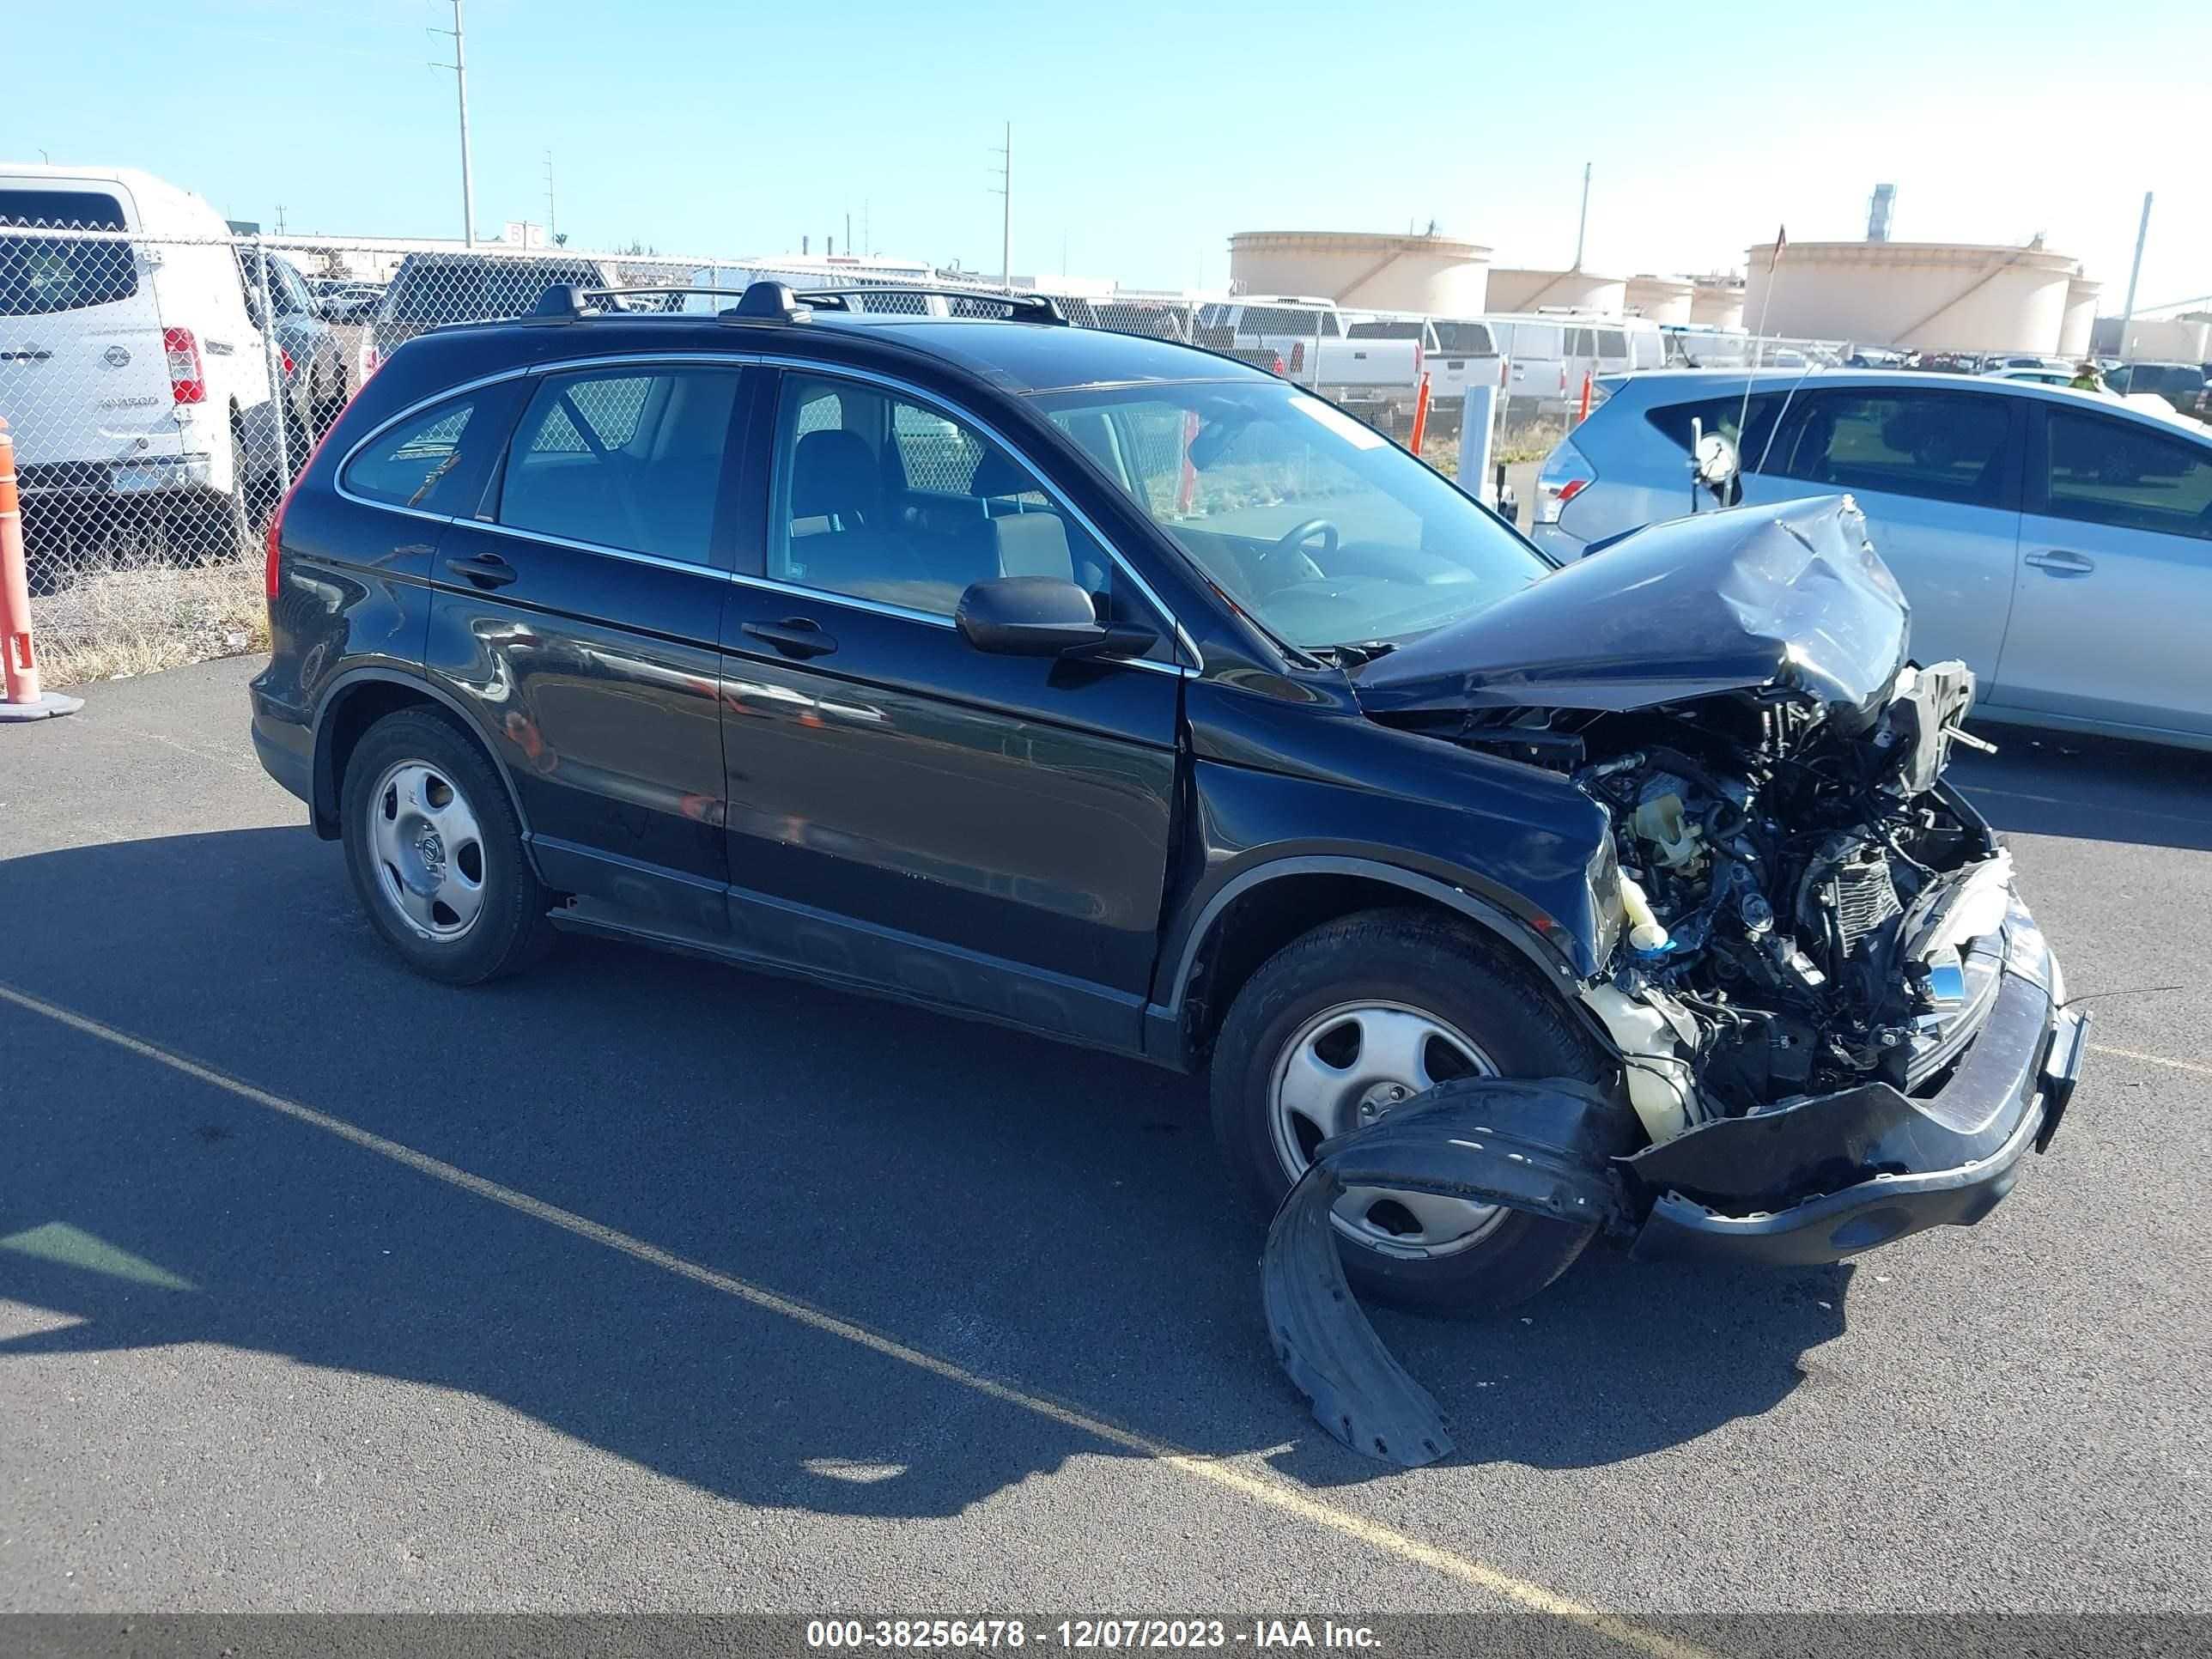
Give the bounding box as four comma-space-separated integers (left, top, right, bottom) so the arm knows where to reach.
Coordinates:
1269, 499, 2087, 1463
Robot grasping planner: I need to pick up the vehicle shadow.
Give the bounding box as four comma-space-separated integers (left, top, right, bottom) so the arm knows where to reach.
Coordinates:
2, 826, 1851, 1521
1954, 726, 2212, 852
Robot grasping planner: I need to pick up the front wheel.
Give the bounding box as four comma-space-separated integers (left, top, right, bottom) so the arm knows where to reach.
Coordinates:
1210, 908, 1615, 1310
340, 708, 554, 985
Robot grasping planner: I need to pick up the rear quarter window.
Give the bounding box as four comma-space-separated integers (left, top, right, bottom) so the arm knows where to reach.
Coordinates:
343, 386, 515, 515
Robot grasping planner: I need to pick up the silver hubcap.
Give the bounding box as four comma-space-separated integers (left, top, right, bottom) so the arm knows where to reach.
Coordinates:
368, 760, 486, 941
1269, 1000, 1506, 1259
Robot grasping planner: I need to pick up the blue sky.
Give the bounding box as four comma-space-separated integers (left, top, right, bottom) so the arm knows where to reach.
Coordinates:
8, 0, 2209, 308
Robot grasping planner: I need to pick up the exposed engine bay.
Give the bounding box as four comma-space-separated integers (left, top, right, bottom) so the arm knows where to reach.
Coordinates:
1559, 659, 2010, 1139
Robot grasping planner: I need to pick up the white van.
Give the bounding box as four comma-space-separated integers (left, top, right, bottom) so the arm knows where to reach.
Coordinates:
0, 164, 283, 531
1483, 313, 1666, 410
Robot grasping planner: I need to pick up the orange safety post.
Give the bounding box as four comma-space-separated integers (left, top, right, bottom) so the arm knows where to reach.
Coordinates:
1409, 372, 1432, 457
0, 417, 84, 722
1576, 369, 1594, 424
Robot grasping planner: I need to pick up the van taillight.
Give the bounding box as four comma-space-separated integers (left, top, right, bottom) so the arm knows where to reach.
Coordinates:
280, 347, 295, 378
163, 327, 205, 404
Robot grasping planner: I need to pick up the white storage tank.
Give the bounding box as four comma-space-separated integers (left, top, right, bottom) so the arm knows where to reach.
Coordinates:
1225, 231, 1491, 315
2058, 277, 2101, 359
1742, 239, 2076, 354
1690, 277, 1745, 331
1486, 266, 1626, 316
1625, 275, 1693, 325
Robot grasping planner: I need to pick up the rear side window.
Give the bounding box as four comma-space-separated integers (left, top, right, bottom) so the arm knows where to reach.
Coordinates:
344, 392, 507, 514
1644, 394, 1788, 473
0, 189, 136, 317
498, 367, 741, 564
1598, 329, 1627, 357
2043, 411, 2212, 543
1780, 392, 2011, 507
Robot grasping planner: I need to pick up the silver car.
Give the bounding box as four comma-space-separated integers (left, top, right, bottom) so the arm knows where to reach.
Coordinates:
1532, 368, 2212, 749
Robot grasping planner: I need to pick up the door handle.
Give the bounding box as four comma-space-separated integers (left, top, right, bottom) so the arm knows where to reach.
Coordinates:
2024, 550, 2095, 576
743, 617, 838, 659
444, 551, 519, 588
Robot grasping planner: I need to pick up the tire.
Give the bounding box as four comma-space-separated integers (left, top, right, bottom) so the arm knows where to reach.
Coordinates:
1210, 907, 1614, 1311
340, 708, 555, 985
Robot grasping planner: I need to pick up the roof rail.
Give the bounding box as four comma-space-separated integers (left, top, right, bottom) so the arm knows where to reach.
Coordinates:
792, 286, 1068, 325
513, 281, 1069, 327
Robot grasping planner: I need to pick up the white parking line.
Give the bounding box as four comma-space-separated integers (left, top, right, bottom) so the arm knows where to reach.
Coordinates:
0, 979, 1713, 1659
2091, 1043, 2212, 1079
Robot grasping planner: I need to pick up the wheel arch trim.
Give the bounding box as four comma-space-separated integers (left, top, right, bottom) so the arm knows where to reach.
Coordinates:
1158, 854, 1582, 1024
312, 666, 542, 878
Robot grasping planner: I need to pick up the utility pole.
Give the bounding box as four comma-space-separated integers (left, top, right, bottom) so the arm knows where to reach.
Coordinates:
431, 0, 477, 247
1571, 161, 1591, 270
2116, 191, 2153, 361
544, 150, 556, 243
274, 204, 288, 235
989, 121, 1012, 289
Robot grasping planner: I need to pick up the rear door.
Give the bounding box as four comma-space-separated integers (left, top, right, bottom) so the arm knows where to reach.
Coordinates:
1994, 404, 2212, 736
1763, 386, 2023, 682
0, 181, 175, 477
424, 360, 749, 928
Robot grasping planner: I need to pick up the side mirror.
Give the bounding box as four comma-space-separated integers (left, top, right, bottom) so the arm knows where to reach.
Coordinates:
956, 576, 1157, 660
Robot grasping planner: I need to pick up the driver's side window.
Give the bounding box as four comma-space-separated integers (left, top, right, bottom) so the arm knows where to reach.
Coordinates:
766, 373, 1170, 660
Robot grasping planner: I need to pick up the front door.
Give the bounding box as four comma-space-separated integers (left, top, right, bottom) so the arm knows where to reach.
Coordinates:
717, 368, 1182, 1048
1761, 386, 2023, 684
424, 361, 747, 928
1995, 404, 2212, 738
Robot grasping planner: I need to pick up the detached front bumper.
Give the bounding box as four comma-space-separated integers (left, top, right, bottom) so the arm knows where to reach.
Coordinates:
1626, 897, 2085, 1267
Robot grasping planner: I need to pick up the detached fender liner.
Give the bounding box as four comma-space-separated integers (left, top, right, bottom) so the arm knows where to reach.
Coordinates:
1261, 1079, 1632, 1467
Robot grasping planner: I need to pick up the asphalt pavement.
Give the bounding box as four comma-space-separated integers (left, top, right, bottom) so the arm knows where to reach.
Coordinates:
2, 656, 2208, 1638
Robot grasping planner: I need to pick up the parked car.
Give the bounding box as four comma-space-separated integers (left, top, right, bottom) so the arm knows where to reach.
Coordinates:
1532, 367, 2212, 747
367, 251, 624, 374
2105, 361, 2208, 421
0, 163, 285, 543
251, 285, 2081, 1313
246, 250, 349, 452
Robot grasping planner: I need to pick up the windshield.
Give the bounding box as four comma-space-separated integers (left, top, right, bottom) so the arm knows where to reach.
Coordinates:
1030, 379, 1547, 651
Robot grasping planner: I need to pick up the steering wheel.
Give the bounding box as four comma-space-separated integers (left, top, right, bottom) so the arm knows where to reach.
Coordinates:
1249, 517, 1340, 592
1272, 518, 1340, 557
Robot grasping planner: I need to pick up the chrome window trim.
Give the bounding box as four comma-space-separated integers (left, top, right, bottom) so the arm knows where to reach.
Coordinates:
331, 348, 1205, 670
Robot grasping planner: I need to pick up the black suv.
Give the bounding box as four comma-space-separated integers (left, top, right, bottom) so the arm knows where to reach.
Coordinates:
252, 283, 2083, 1310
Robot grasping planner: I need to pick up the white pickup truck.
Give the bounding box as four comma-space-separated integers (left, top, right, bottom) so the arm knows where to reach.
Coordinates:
1346, 315, 1502, 413
1192, 299, 1425, 432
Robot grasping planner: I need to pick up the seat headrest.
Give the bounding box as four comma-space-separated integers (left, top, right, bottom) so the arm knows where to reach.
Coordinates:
993, 513, 1074, 583
791, 428, 878, 523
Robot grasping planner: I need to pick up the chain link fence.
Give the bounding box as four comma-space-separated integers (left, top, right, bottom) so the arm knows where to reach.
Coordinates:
3, 204, 1860, 681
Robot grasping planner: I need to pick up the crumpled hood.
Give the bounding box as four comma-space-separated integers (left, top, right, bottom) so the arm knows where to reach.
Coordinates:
1352, 495, 1911, 728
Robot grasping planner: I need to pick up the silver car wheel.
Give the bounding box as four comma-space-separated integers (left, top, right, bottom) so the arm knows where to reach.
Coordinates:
366, 759, 487, 941
1268, 1000, 1507, 1259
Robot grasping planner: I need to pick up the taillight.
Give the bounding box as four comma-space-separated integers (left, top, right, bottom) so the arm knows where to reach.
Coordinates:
265, 420, 336, 605
1534, 439, 1597, 527
280, 347, 295, 378
163, 327, 205, 404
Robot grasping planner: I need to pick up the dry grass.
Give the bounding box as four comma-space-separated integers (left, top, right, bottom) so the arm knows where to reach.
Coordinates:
1413, 416, 1568, 477
29, 560, 269, 688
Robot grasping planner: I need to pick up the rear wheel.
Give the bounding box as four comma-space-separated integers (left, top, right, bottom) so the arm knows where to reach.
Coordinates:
1210, 908, 1614, 1310
340, 708, 554, 984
